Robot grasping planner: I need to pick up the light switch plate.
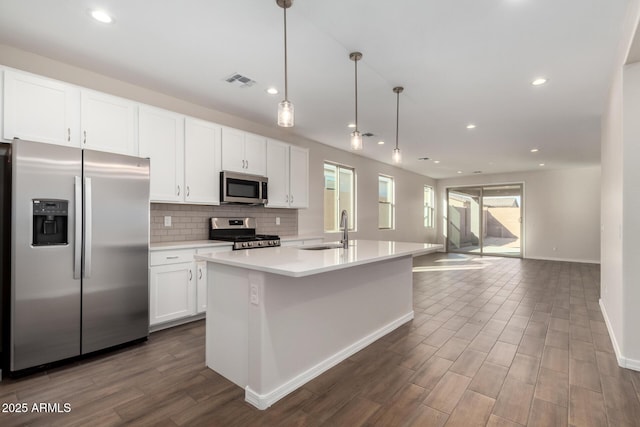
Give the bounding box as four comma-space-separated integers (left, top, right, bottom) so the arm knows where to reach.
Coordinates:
276, 217, 280, 225
164, 216, 171, 227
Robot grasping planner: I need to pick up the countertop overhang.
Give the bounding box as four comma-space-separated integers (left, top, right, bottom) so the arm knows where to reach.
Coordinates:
195, 240, 443, 277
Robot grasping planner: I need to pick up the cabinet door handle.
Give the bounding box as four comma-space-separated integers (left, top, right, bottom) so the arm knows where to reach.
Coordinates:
285, 194, 289, 202
83, 130, 87, 144
291, 194, 294, 203
166, 256, 179, 259
186, 186, 190, 197
246, 159, 249, 169
177, 185, 181, 196
67, 128, 71, 142
198, 268, 203, 280
189, 270, 193, 281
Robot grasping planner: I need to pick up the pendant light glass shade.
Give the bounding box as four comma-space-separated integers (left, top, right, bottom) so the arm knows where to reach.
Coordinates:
278, 100, 294, 127
350, 52, 363, 150
392, 86, 404, 163
277, 0, 294, 127
393, 147, 401, 164
350, 130, 363, 150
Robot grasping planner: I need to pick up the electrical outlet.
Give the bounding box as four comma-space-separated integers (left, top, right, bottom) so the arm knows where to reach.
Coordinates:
276, 217, 281, 225
164, 216, 171, 227
250, 284, 259, 305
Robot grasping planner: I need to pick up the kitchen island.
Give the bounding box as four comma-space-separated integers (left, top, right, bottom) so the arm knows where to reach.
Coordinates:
195, 240, 442, 409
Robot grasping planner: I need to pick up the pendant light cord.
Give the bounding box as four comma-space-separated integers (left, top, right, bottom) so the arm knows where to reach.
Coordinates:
395, 90, 400, 150
283, 5, 289, 102
354, 58, 359, 132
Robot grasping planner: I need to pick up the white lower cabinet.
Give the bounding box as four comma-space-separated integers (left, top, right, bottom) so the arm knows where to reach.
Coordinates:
196, 261, 207, 314
150, 245, 231, 328
149, 262, 196, 325
149, 249, 196, 326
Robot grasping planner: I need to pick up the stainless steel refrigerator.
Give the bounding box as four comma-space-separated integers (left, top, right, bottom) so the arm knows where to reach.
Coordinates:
7, 139, 149, 373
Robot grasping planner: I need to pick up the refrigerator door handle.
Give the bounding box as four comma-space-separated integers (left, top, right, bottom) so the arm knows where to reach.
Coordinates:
83, 177, 92, 278
74, 176, 82, 279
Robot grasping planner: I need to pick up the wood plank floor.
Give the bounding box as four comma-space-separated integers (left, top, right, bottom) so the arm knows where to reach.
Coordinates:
2, 253, 640, 426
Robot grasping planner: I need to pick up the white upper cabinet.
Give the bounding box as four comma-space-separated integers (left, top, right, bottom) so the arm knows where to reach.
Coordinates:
266, 139, 290, 208
221, 127, 266, 176
289, 145, 309, 208
244, 132, 267, 176
3, 69, 80, 146
80, 89, 137, 155
139, 105, 185, 202
184, 117, 221, 204
266, 139, 309, 209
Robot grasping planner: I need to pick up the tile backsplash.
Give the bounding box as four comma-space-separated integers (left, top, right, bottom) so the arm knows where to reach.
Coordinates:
150, 203, 298, 243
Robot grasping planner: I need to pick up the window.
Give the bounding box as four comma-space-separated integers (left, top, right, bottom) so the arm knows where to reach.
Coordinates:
424, 185, 435, 228
324, 162, 355, 232
378, 175, 394, 229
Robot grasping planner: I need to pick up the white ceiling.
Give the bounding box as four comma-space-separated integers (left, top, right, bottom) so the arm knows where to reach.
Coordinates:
0, 0, 630, 178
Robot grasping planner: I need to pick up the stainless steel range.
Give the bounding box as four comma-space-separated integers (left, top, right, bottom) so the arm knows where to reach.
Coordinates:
209, 217, 280, 250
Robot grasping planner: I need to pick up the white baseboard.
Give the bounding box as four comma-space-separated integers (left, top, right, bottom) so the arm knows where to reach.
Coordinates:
599, 299, 640, 371
245, 311, 415, 410
599, 298, 625, 367
149, 313, 205, 333
525, 255, 600, 264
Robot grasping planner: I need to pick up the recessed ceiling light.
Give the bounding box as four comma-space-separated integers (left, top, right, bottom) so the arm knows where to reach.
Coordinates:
91, 9, 113, 24
466, 124, 476, 129
266, 87, 279, 95
348, 123, 356, 128
377, 141, 385, 145
532, 78, 548, 86
457, 170, 463, 174
433, 160, 440, 164
539, 163, 545, 166
530, 148, 539, 153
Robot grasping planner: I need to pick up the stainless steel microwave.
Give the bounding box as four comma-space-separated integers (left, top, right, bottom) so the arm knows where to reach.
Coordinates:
220, 171, 268, 204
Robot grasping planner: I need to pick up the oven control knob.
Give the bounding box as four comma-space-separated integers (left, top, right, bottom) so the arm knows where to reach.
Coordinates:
258, 241, 263, 246
248, 242, 254, 247
270, 241, 275, 245
242, 242, 247, 248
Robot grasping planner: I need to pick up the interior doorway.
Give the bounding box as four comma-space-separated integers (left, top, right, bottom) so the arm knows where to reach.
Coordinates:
447, 184, 523, 258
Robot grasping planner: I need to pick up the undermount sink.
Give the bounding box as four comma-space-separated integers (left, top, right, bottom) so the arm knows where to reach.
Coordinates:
298, 243, 344, 250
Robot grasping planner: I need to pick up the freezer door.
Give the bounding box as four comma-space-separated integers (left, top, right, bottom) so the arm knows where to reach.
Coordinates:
11, 140, 82, 371
81, 150, 149, 354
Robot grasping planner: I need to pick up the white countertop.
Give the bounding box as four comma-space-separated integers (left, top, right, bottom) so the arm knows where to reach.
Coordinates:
150, 235, 323, 251
195, 240, 443, 277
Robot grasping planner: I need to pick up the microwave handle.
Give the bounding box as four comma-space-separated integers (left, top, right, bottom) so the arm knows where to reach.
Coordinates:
262, 181, 268, 201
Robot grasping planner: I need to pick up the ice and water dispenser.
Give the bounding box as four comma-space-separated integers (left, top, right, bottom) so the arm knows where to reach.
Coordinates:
32, 199, 68, 246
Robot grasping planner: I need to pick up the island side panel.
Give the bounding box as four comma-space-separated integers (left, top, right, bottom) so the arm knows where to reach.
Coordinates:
248, 255, 414, 407
205, 263, 249, 387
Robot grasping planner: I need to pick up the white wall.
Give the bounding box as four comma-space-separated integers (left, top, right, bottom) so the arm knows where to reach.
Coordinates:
600, 0, 640, 371
622, 62, 640, 369
601, 63, 625, 363
436, 167, 601, 263
300, 141, 437, 243
0, 44, 436, 245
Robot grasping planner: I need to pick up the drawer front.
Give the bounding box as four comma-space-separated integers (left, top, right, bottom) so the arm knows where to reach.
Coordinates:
196, 246, 232, 255
150, 249, 196, 266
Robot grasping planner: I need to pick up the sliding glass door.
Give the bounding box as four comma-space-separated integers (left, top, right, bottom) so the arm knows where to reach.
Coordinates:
447, 188, 482, 254
447, 184, 523, 257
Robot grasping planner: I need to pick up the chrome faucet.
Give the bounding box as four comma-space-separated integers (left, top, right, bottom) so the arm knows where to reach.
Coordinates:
340, 209, 349, 249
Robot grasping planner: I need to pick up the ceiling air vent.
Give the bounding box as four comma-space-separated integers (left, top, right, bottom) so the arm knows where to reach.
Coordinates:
418, 157, 430, 160
224, 73, 257, 88
362, 132, 374, 137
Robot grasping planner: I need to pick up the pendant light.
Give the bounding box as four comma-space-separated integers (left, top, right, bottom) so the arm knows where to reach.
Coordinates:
392, 86, 403, 163
349, 52, 363, 150
277, 0, 294, 127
